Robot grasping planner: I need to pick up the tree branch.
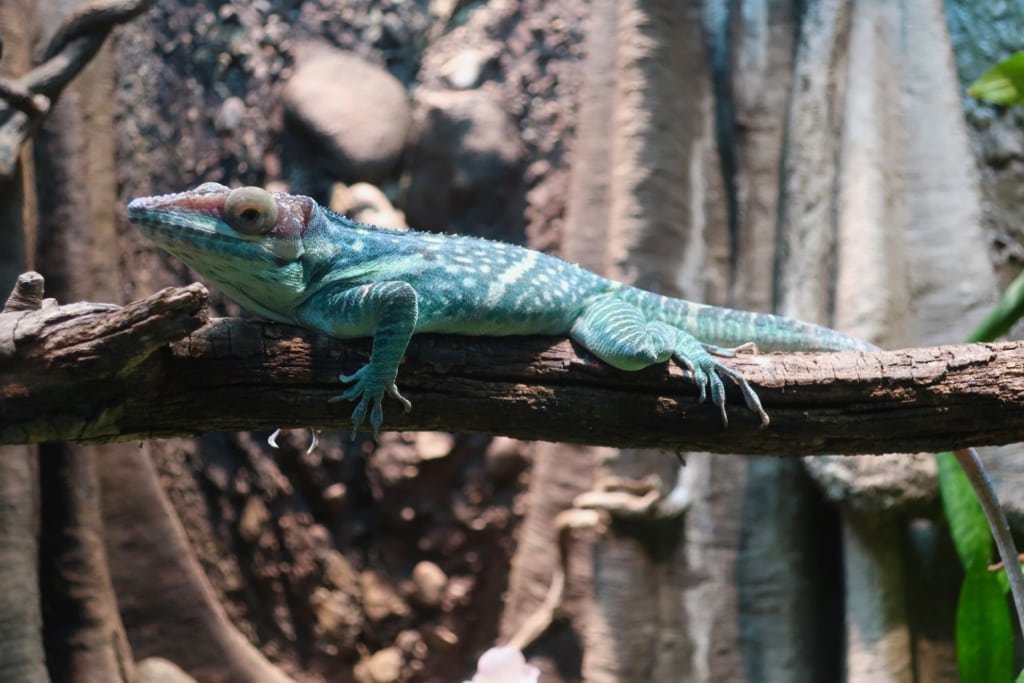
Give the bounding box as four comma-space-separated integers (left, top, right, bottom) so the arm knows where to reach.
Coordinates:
1, 280, 1022, 454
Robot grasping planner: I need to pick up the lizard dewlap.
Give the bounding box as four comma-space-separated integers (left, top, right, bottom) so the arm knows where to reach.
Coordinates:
128, 183, 873, 435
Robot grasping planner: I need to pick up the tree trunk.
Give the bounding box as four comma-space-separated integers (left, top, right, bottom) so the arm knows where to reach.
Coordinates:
0, 446, 47, 683
0, 3, 46, 680
100, 446, 294, 683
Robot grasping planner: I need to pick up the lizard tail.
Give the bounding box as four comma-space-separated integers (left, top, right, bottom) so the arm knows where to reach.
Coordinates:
618, 287, 878, 353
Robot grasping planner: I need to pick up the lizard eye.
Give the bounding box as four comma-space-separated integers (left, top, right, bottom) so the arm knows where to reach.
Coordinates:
224, 187, 278, 235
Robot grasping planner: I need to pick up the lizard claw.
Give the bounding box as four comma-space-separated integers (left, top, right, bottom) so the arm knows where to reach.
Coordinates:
388, 384, 412, 412
675, 348, 769, 427
267, 428, 321, 453
707, 361, 770, 427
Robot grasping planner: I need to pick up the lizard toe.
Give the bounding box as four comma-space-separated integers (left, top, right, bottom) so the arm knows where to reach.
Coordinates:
339, 366, 367, 384
370, 399, 385, 436
707, 371, 728, 426
351, 401, 367, 432
692, 366, 710, 403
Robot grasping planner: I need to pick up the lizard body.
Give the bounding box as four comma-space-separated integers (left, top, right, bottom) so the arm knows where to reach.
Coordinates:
128, 182, 873, 434
126, 182, 1024, 640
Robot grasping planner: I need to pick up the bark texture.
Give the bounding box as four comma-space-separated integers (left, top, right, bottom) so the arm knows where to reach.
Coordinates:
0, 445, 47, 683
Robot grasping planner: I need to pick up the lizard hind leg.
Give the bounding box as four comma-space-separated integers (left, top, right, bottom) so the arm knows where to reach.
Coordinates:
570, 296, 769, 426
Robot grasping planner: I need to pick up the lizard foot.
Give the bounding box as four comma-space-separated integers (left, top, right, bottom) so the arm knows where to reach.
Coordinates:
674, 350, 770, 427
331, 365, 412, 438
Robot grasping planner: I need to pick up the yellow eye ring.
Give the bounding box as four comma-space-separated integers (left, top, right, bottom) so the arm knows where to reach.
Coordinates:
224, 186, 278, 235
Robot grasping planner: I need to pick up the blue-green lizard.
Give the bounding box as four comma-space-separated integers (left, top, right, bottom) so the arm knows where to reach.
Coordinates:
127, 182, 874, 435
127, 183, 1024, 626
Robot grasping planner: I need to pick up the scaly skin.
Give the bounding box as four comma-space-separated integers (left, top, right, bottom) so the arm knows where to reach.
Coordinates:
127, 182, 872, 434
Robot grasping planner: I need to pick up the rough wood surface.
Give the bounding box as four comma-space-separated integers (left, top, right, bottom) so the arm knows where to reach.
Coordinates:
1, 282, 1021, 453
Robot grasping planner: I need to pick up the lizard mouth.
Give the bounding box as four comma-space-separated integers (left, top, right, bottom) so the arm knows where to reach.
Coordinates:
129, 207, 306, 275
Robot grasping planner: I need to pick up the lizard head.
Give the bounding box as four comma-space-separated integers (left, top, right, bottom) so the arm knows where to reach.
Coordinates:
127, 183, 314, 263
127, 183, 321, 317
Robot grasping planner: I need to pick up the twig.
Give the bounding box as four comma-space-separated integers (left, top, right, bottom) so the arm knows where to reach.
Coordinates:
0, 0, 155, 178
953, 447, 1024, 635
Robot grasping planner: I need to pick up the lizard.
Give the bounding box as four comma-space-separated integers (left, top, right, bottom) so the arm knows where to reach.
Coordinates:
127, 182, 876, 436
127, 182, 1024, 631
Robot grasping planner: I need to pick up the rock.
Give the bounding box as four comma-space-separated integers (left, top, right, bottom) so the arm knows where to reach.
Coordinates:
440, 49, 491, 90
974, 444, 1024, 533
484, 437, 530, 483
355, 647, 404, 683
413, 431, 455, 461
361, 570, 410, 621
411, 560, 447, 607
214, 96, 245, 134
137, 658, 197, 683
310, 586, 362, 641
803, 453, 937, 517
322, 481, 349, 516
468, 647, 540, 683
322, 549, 360, 593
395, 629, 427, 659
329, 182, 407, 229
416, 90, 521, 193
283, 43, 411, 181
423, 624, 459, 650
403, 89, 522, 227
238, 496, 269, 543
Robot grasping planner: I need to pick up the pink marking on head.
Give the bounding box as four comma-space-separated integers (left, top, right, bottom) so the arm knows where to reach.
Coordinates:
131, 183, 316, 239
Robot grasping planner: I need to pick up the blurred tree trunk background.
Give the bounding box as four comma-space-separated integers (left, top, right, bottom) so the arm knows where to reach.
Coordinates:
4, 0, 1023, 681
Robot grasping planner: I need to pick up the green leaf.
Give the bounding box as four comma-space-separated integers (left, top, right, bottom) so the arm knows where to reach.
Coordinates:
936, 452, 992, 572
956, 570, 1013, 682
968, 269, 1024, 343
968, 52, 1024, 106
992, 562, 1024, 598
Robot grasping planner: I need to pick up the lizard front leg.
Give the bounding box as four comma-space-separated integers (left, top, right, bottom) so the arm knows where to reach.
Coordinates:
296, 281, 418, 436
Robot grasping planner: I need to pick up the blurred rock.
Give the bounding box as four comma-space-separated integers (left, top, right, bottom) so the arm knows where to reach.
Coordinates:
329, 182, 407, 229
322, 549, 360, 594
238, 496, 269, 543
310, 586, 363, 642
803, 452, 937, 518
413, 431, 455, 461
355, 646, 403, 683
137, 658, 197, 683
423, 623, 459, 650
361, 570, 410, 621
322, 481, 349, 517
411, 560, 447, 607
484, 437, 530, 483
284, 43, 411, 181
974, 444, 1024, 533
440, 49, 491, 89
214, 96, 246, 134
403, 89, 522, 228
